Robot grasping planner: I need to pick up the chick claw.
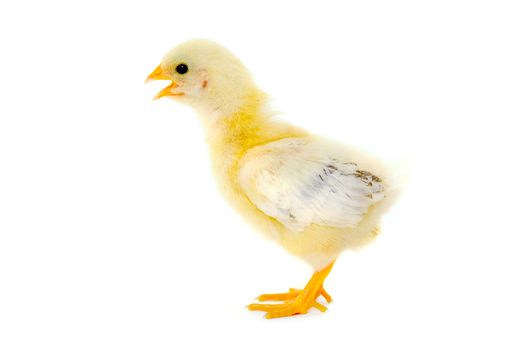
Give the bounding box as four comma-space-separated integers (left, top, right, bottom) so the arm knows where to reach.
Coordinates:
249, 286, 332, 319
248, 296, 328, 319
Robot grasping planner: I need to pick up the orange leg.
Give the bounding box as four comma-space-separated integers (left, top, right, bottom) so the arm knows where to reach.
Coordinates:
248, 261, 335, 319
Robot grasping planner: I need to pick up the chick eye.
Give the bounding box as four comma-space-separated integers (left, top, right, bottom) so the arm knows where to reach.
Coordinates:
175, 63, 188, 74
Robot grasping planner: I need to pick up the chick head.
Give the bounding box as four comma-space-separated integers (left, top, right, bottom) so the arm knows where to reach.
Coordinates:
146, 39, 260, 115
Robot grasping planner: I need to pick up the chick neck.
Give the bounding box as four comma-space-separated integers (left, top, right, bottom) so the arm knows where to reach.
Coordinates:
196, 88, 270, 148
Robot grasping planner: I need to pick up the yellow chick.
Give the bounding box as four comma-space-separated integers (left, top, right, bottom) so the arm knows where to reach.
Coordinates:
146, 39, 399, 318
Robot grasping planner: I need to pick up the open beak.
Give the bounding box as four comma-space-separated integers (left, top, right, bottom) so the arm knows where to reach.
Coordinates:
145, 64, 182, 100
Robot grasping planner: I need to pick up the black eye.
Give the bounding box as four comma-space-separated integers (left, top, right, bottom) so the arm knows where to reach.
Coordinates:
175, 63, 188, 74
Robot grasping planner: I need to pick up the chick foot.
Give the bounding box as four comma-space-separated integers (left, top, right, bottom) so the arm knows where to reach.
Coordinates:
248, 261, 335, 319
256, 286, 332, 303
248, 287, 331, 318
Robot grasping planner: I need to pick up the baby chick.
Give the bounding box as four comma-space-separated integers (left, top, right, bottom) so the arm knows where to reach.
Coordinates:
146, 39, 399, 318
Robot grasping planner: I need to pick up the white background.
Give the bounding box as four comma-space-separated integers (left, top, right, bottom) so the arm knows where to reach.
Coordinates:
1, 0, 526, 349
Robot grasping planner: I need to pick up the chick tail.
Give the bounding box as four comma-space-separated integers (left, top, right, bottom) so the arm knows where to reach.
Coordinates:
372, 158, 410, 226
347, 159, 409, 250
382, 158, 411, 207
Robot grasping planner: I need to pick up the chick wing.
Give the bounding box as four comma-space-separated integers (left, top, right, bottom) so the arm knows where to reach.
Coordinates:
239, 138, 385, 232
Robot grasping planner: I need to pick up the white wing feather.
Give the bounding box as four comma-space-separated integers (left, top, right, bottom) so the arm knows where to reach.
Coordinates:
239, 138, 385, 232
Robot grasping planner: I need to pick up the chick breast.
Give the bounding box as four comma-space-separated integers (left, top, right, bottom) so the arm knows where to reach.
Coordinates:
239, 138, 385, 232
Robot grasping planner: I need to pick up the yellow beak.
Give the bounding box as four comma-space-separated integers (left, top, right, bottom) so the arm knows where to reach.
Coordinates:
145, 64, 181, 100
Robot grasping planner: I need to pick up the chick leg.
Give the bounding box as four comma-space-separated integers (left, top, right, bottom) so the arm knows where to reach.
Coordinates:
248, 261, 335, 319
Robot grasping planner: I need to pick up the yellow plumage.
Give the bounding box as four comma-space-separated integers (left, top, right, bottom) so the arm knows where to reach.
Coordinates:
146, 39, 400, 318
